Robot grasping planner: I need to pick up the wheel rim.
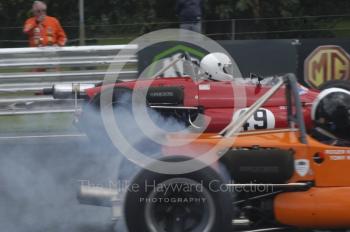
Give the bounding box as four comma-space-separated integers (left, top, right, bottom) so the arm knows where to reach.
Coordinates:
145, 178, 216, 232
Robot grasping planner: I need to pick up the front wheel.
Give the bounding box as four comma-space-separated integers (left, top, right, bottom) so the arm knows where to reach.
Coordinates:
123, 156, 233, 232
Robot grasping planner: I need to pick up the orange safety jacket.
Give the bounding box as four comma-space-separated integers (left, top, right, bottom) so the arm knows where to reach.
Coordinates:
23, 16, 67, 47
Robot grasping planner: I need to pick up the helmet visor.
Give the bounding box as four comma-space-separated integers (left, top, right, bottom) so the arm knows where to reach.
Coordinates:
223, 63, 233, 75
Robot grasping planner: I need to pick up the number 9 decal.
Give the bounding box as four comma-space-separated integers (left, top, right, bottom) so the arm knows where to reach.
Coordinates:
233, 108, 275, 131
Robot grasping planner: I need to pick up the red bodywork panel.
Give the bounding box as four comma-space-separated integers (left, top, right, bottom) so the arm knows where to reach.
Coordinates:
85, 77, 319, 132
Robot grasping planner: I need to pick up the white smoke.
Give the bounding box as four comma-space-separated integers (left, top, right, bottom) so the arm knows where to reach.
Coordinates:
0, 110, 124, 232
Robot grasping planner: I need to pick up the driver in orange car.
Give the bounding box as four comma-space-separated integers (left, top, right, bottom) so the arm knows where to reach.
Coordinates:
23, 1, 67, 47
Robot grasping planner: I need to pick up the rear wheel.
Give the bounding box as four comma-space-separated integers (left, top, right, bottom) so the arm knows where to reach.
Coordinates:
124, 156, 233, 232
77, 87, 133, 144
78, 87, 186, 142
78, 87, 160, 180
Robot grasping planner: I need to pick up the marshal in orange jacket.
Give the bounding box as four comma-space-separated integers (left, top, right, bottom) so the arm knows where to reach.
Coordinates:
23, 16, 67, 47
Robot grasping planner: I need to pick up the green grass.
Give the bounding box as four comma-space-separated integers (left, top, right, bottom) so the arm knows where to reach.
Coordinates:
0, 113, 78, 134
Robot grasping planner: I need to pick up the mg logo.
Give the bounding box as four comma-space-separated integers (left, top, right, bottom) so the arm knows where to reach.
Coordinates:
304, 45, 350, 89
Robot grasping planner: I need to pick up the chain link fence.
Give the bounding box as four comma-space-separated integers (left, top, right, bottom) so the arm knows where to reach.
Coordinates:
1, 15, 350, 48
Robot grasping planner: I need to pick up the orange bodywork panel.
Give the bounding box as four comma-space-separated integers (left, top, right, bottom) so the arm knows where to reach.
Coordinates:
164, 129, 350, 228
164, 129, 350, 186
275, 187, 350, 228
164, 129, 312, 181
306, 136, 350, 187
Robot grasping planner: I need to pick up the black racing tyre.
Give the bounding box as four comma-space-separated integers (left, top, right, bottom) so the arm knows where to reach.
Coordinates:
78, 87, 184, 155
77, 87, 133, 144
78, 87, 160, 181
78, 87, 181, 141
319, 80, 350, 91
124, 156, 233, 232
76, 96, 105, 144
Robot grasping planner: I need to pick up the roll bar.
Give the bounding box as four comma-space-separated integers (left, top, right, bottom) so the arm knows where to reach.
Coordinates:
219, 73, 308, 144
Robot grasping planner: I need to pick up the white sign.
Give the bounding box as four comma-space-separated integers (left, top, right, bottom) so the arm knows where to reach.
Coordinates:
199, 84, 211, 90
295, 159, 310, 177
233, 108, 275, 131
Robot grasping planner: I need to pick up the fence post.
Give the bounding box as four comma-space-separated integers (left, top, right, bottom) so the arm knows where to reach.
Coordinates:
79, 0, 86, 46
231, 19, 236, 40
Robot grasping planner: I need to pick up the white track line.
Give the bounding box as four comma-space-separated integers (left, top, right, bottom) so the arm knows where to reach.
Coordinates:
0, 133, 86, 140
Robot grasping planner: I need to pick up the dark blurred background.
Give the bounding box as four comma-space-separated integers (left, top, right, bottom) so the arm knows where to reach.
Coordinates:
0, 0, 350, 47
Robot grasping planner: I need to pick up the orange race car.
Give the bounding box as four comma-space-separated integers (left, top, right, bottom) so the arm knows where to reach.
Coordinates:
119, 74, 350, 232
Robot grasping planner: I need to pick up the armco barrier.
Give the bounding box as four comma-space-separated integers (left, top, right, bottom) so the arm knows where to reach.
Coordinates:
0, 45, 138, 115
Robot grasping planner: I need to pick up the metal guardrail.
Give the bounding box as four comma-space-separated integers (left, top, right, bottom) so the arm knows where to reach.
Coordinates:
0, 45, 138, 55
0, 45, 138, 116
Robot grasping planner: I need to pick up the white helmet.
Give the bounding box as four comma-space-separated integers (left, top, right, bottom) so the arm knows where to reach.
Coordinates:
200, 52, 234, 81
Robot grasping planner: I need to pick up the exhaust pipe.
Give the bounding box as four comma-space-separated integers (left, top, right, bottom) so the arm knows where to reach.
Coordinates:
42, 83, 95, 99
77, 185, 120, 207
78, 185, 123, 220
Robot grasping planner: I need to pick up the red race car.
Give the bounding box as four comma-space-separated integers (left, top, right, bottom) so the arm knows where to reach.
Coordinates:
42, 52, 349, 136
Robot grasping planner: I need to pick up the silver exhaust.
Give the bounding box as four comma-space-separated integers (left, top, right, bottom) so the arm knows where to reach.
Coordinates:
43, 83, 95, 99
77, 185, 123, 220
